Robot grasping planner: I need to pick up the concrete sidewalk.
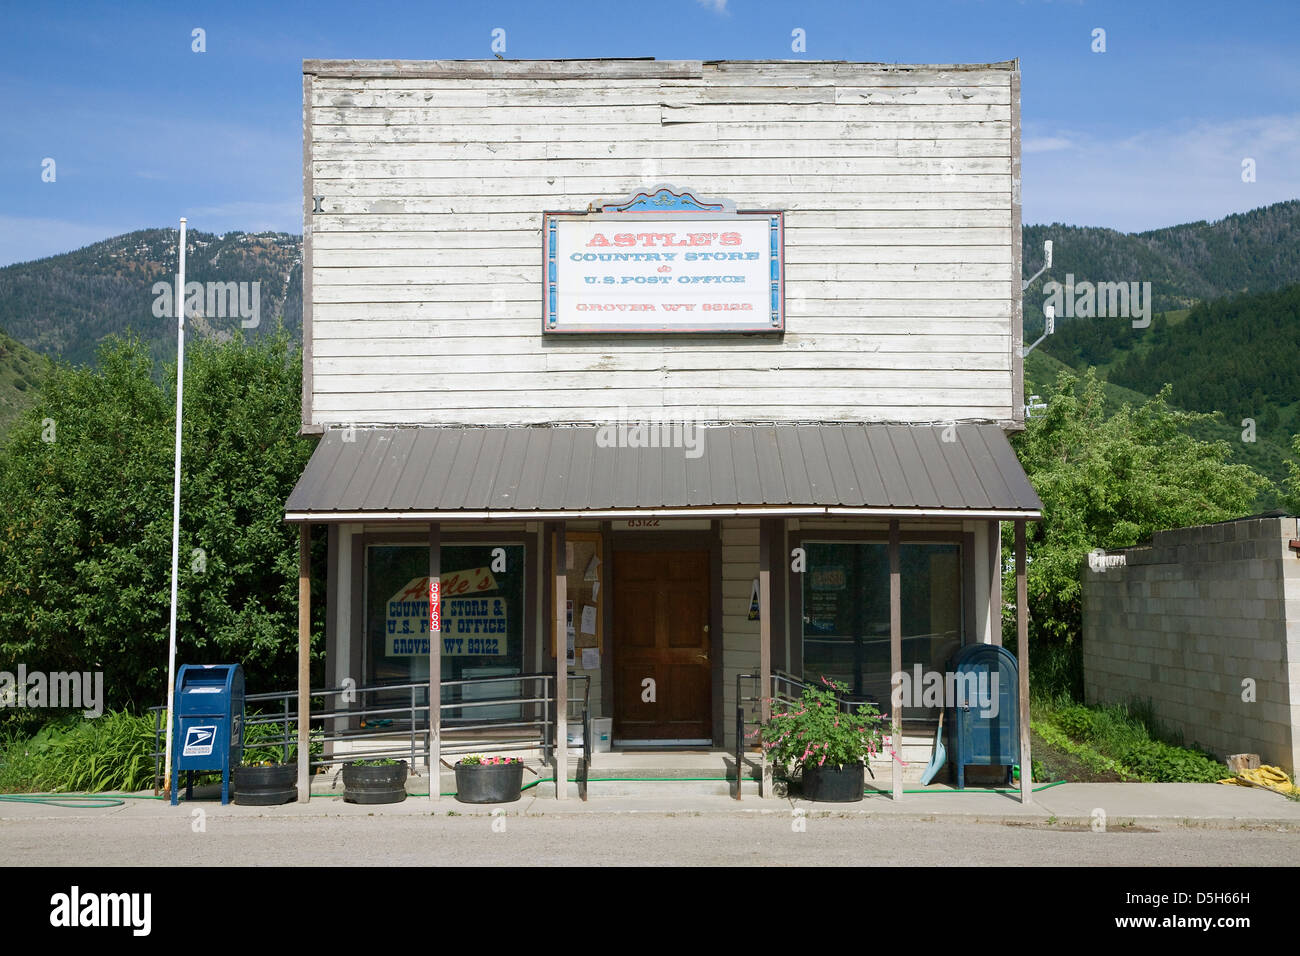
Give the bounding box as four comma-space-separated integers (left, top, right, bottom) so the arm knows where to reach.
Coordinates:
3, 781, 1299, 830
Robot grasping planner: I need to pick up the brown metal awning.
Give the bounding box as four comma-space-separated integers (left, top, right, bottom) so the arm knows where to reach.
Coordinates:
283, 423, 1042, 522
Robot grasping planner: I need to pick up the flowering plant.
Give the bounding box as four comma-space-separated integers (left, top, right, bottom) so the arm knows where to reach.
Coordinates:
457, 754, 521, 766
758, 676, 887, 773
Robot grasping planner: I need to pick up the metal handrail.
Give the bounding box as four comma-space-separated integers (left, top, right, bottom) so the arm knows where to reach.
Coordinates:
150, 671, 592, 800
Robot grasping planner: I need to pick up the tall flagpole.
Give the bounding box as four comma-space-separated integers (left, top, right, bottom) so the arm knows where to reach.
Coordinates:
162, 218, 187, 800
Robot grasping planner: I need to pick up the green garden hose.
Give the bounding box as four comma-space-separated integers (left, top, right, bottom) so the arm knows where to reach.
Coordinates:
411, 776, 1071, 797
0, 794, 128, 808
0, 777, 1070, 804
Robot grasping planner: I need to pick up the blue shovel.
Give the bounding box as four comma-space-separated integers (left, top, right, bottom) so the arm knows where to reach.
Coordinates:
919, 709, 946, 786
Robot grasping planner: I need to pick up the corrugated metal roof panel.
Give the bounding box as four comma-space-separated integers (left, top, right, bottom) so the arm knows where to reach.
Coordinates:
588, 438, 618, 510
729, 429, 765, 506
797, 424, 838, 505
660, 438, 688, 509
944, 426, 992, 510
285, 424, 1043, 517
914, 427, 963, 509
870, 428, 912, 506
538, 428, 573, 510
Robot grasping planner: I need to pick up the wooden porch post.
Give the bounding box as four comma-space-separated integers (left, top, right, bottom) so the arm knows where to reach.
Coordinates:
889, 519, 902, 801
297, 525, 311, 804
553, 522, 568, 800
428, 522, 441, 804
758, 518, 774, 799
988, 519, 1002, 645
1016, 519, 1032, 804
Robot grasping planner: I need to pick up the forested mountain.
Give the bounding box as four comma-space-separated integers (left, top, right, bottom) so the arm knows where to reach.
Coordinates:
0, 330, 48, 434
1016, 201, 1300, 502
1024, 200, 1300, 313
1028, 282, 1300, 497
0, 229, 301, 369
1115, 285, 1298, 425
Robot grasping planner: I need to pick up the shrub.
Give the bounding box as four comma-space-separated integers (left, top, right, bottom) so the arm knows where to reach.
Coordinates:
0, 330, 325, 712
0, 712, 155, 793
1039, 697, 1227, 783
760, 676, 887, 774
1055, 704, 1097, 740
1116, 739, 1224, 783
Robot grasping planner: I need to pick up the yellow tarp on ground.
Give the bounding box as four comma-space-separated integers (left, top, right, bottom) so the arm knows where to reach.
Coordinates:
1217, 765, 1299, 797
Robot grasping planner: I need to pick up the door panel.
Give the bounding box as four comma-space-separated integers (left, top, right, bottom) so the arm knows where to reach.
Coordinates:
613, 550, 711, 740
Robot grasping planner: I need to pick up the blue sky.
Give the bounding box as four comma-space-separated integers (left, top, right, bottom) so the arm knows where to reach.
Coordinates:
1, 0, 1297, 265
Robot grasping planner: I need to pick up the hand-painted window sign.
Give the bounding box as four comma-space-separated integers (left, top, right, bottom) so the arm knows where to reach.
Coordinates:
387, 572, 508, 656
543, 185, 784, 334
390, 598, 508, 656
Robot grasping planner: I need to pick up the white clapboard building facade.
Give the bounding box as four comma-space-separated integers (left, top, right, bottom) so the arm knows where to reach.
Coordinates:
284, 58, 1042, 802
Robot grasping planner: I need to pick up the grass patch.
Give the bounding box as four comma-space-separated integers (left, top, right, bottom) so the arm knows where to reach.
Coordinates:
1032, 694, 1225, 783
0, 710, 322, 793
0, 711, 156, 793
1032, 718, 1132, 780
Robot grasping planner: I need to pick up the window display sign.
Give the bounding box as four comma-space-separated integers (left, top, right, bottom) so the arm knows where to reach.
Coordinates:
385, 569, 507, 656
388, 596, 509, 657
367, 544, 524, 695
543, 186, 783, 334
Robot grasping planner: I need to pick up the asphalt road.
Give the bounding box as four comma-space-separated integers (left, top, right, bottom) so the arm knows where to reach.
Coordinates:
2, 812, 1296, 866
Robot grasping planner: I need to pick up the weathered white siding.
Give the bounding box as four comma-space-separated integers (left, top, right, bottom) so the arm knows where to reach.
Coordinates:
304, 59, 1021, 431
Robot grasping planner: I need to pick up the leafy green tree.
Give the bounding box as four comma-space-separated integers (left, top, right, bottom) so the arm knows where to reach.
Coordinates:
0, 328, 323, 711
1284, 433, 1300, 515
1006, 368, 1273, 698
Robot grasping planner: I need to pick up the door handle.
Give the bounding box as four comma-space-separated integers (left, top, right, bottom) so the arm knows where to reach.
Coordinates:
695, 654, 709, 661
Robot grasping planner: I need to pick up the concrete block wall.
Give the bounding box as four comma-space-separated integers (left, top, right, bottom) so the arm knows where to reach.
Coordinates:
1082, 516, 1300, 773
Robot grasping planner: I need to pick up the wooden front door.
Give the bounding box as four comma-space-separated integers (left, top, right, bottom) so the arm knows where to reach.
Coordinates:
612, 549, 712, 740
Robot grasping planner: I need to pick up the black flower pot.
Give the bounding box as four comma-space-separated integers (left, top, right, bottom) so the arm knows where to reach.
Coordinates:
233, 764, 298, 806
342, 761, 408, 804
454, 761, 524, 804
800, 762, 865, 802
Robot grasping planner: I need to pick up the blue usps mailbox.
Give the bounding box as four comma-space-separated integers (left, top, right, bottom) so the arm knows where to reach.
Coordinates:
170, 664, 244, 805
947, 644, 1019, 789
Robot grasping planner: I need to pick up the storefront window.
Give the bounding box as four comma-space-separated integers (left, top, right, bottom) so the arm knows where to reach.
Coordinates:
801, 540, 962, 717
365, 543, 526, 722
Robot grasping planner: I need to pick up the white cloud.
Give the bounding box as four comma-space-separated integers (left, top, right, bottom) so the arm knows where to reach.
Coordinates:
183, 199, 299, 235
1023, 113, 1300, 231
696, 0, 728, 12
1023, 135, 1073, 153
0, 216, 139, 268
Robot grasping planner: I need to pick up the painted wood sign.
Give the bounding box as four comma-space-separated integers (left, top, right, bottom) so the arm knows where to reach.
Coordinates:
543, 185, 784, 334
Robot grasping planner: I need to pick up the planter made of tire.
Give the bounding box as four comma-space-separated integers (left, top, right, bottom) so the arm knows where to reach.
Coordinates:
800, 762, 865, 802
342, 761, 408, 804
233, 764, 298, 806
454, 761, 524, 804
